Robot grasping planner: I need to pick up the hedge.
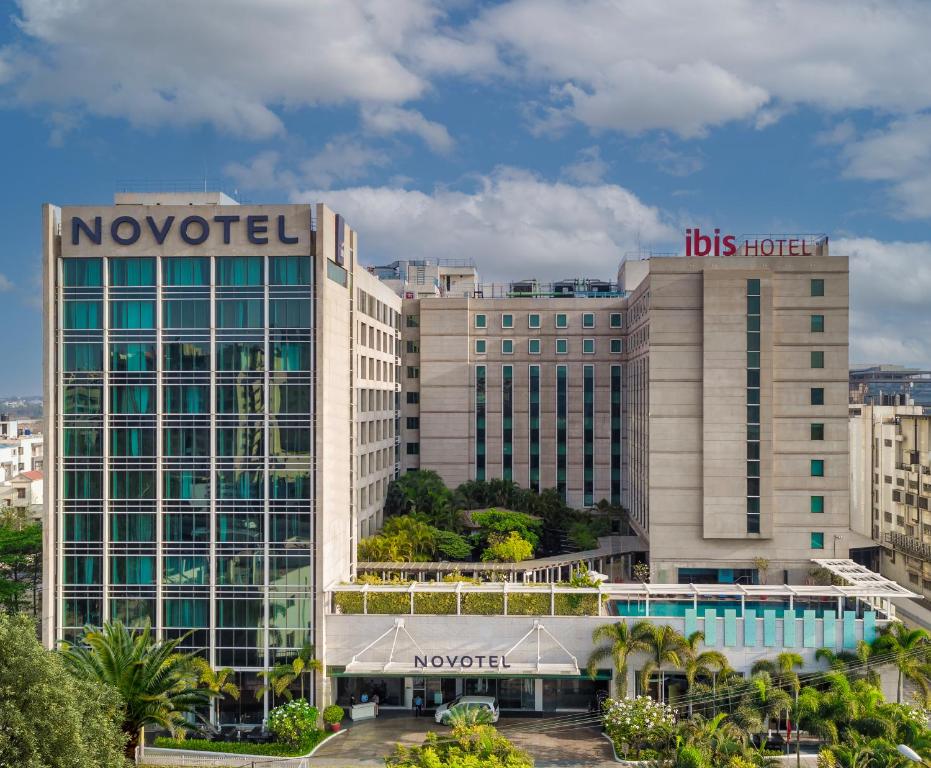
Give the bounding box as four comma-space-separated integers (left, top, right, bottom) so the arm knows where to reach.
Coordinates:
333, 588, 600, 616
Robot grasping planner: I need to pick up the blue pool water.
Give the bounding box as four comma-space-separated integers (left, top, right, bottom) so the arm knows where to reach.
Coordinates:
611, 599, 842, 619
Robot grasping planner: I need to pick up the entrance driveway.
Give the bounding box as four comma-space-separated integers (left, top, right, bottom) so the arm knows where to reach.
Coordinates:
309, 712, 617, 768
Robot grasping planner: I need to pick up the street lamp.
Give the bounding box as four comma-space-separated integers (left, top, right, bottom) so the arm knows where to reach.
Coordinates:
832, 534, 843, 558
898, 744, 931, 766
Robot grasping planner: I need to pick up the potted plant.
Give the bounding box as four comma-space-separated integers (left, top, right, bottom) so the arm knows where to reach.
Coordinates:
323, 704, 345, 732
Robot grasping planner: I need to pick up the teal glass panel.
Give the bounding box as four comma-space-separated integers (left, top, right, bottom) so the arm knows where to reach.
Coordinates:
163, 257, 209, 286
63, 598, 101, 627
163, 427, 209, 457
703, 608, 717, 646
270, 256, 311, 285
163, 299, 210, 328
163, 471, 211, 500
763, 610, 777, 647
217, 256, 263, 285
217, 513, 264, 543
217, 427, 264, 458
63, 470, 102, 499
164, 513, 210, 543
64, 300, 102, 329
217, 299, 263, 328
269, 299, 310, 328
63, 343, 103, 372
271, 341, 310, 371
843, 610, 857, 649
744, 608, 757, 647
783, 609, 797, 647
62, 258, 102, 287
109, 427, 157, 459
110, 514, 155, 542
110, 342, 156, 372
109, 257, 155, 286
270, 513, 310, 543
110, 300, 155, 329
63, 514, 102, 542
63, 555, 101, 585
164, 342, 210, 371
823, 610, 837, 648
164, 598, 209, 627
63, 427, 102, 457
217, 384, 264, 414
217, 470, 264, 499
217, 341, 264, 371
164, 555, 208, 585
109, 471, 155, 499
803, 610, 817, 648
268, 556, 311, 588
270, 427, 309, 456
863, 611, 876, 644
684, 608, 698, 638
110, 385, 155, 414
163, 385, 209, 414
724, 609, 737, 647
216, 554, 263, 586
269, 472, 311, 499
327, 260, 347, 286
109, 599, 154, 628
110, 555, 155, 585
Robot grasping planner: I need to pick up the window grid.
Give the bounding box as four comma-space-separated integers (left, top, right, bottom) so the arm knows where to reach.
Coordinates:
746, 279, 761, 534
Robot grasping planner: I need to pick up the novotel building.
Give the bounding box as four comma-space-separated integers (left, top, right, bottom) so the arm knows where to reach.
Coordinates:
43, 195, 912, 722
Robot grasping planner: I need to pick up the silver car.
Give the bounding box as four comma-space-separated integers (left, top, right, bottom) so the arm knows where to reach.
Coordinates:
434, 695, 500, 725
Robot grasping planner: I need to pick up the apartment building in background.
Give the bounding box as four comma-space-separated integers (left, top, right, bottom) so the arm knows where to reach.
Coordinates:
42, 193, 399, 722
383, 242, 851, 585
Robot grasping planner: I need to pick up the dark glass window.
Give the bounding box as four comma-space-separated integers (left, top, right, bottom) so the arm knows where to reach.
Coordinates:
163, 427, 210, 457
811, 314, 825, 332
110, 555, 156, 585
810, 532, 824, 549
217, 299, 263, 328
271, 341, 310, 371
163, 299, 210, 328
269, 385, 310, 414
64, 343, 103, 372
217, 342, 264, 371
217, 427, 264, 458
63, 470, 102, 500
811, 495, 825, 513
62, 258, 102, 287
110, 385, 155, 414
475, 365, 486, 481
164, 471, 211, 500
811, 423, 825, 440
811, 351, 825, 368
811, 459, 825, 477
163, 257, 209, 286
269, 299, 311, 328
218, 384, 264, 414
64, 514, 102, 542
110, 300, 155, 329
110, 471, 155, 499
810, 279, 824, 297
109, 258, 155, 286
163, 385, 209, 414
63, 428, 102, 458
270, 427, 309, 456
110, 514, 155, 542
810, 387, 825, 405
164, 342, 210, 372
64, 301, 102, 329
270, 256, 311, 285
63, 386, 102, 414
217, 257, 263, 286
217, 471, 264, 499
63, 556, 101, 585
110, 343, 156, 372
269, 472, 311, 499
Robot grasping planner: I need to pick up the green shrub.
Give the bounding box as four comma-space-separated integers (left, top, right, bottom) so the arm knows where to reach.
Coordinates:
153, 733, 327, 756
267, 700, 319, 748
322, 704, 344, 725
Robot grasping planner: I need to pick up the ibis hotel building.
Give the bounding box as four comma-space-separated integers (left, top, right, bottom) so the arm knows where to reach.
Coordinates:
42, 193, 401, 721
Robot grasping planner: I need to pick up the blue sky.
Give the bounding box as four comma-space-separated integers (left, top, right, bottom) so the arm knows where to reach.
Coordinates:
2, 0, 931, 393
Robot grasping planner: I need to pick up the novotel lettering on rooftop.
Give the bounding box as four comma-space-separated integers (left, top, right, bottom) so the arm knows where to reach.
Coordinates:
70, 214, 301, 246
414, 654, 511, 670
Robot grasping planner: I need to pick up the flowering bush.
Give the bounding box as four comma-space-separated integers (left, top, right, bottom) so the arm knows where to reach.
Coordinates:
267, 699, 319, 747
602, 695, 676, 758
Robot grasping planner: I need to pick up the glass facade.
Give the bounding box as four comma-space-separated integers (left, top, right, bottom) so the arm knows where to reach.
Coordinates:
475, 365, 486, 481
502, 365, 513, 481
529, 365, 540, 493
556, 365, 567, 500
746, 279, 761, 534
583, 365, 594, 506
611, 364, 622, 506
56, 249, 315, 711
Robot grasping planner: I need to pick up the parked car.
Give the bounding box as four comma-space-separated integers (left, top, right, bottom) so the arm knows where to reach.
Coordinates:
434, 695, 500, 725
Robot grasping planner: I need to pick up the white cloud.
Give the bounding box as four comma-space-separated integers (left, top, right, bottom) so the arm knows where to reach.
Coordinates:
361, 105, 454, 153
637, 138, 703, 177
468, 0, 931, 136
560, 146, 608, 184
7, 0, 440, 138
839, 237, 931, 368
0, 274, 13, 292
292, 167, 676, 281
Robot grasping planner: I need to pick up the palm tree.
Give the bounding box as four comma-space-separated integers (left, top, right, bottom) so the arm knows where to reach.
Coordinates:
587, 620, 653, 698
192, 657, 240, 727
872, 622, 931, 703
743, 672, 792, 741
257, 642, 322, 703
679, 712, 746, 764
640, 624, 689, 702
60, 621, 213, 759
443, 705, 494, 728
682, 631, 729, 716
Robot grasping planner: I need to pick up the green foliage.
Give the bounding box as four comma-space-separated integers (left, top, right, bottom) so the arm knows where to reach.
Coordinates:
267, 699, 320, 748
0, 510, 42, 617
386, 471, 460, 530
481, 531, 534, 562
257, 643, 321, 701
386, 724, 533, 768
602, 695, 676, 758
587, 620, 653, 695
153, 733, 326, 757
432, 529, 473, 560
0, 613, 128, 768
322, 704, 345, 725
872, 621, 931, 704
61, 621, 214, 756
358, 515, 473, 563
471, 508, 542, 549
442, 705, 494, 728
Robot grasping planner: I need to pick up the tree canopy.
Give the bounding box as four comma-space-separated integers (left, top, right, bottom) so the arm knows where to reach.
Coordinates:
0, 508, 42, 617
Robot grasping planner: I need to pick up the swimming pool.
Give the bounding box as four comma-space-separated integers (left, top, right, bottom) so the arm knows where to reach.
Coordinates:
610, 599, 847, 619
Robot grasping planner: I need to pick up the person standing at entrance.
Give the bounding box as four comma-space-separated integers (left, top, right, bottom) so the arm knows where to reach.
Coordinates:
372, 693, 380, 716
414, 695, 423, 717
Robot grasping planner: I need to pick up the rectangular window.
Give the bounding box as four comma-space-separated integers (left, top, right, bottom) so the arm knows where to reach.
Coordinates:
110, 385, 155, 415
811, 495, 825, 513
217, 256, 263, 286
164, 427, 209, 458
811, 459, 825, 477
747, 278, 761, 534
583, 365, 594, 506
163, 257, 209, 286
63, 385, 102, 415
406, 392, 420, 404
503, 365, 513, 481
217, 341, 264, 371
110, 428, 156, 457
582, 313, 595, 328
556, 339, 568, 354
475, 365, 486, 481
583, 338, 595, 354
811, 278, 824, 297
271, 341, 310, 371
611, 364, 622, 505
811, 423, 825, 440
163, 341, 210, 372
528, 313, 541, 329
502, 339, 514, 354
406, 340, 419, 353
109, 257, 156, 287
64, 300, 102, 330
529, 365, 540, 492
475, 314, 486, 328
555, 313, 568, 328
407, 366, 420, 379
63, 428, 102, 458
502, 314, 513, 328
110, 342, 155, 372
163, 299, 210, 329
64, 343, 103, 372
164, 385, 210, 415
811, 387, 824, 405
269, 298, 311, 329
610, 313, 622, 328
811, 532, 825, 550
406, 314, 419, 328
406, 417, 420, 430
269, 256, 311, 285
610, 339, 623, 354
62, 258, 102, 287
529, 339, 541, 354
474, 339, 486, 355
217, 299, 263, 328
811, 351, 824, 368
110, 300, 155, 329
556, 365, 567, 500
811, 314, 825, 332
406, 442, 420, 455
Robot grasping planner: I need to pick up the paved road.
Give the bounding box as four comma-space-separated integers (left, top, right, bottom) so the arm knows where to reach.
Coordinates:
309, 713, 618, 767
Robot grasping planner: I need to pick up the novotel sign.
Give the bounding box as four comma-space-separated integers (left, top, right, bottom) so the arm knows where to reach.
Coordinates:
685, 228, 824, 257
70, 213, 302, 247
414, 654, 511, 670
